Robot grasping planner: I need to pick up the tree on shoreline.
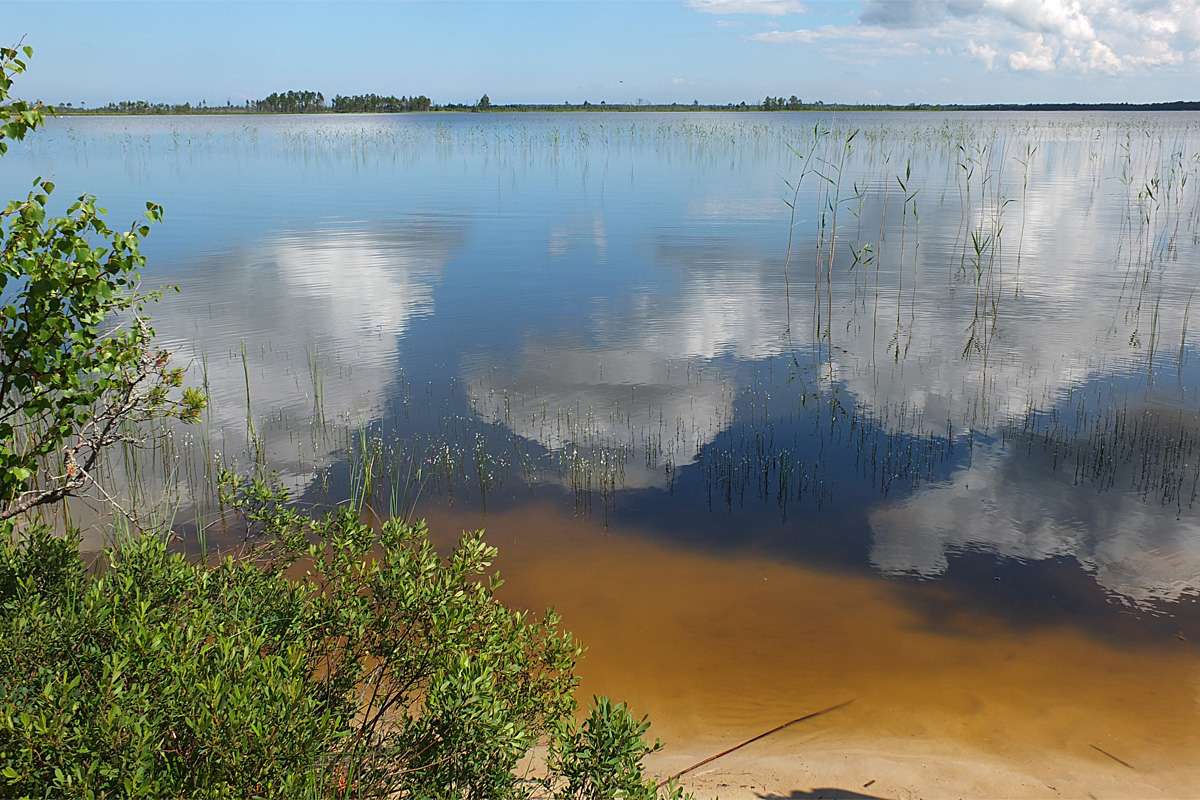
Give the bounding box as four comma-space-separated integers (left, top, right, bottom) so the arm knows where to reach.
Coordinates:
0, 45, 204, 525
331, 93, 432, 112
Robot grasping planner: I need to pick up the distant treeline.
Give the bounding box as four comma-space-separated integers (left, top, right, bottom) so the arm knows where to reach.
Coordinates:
53, 90, 1200, 115
63, 88, 434, 115
254, 89, 433, 113
331, 93, 432, 112
254, 90, 326, 113
457, 100, 1200, 112
763, 96, 805, 110
924, 101, 1200, 111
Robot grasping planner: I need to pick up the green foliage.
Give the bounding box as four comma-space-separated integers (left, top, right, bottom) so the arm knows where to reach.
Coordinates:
93, 100, 206, 114
0, 475, 688, 798
548, 698, 689, 800
0, 46, 205, 524
254, 90, 326, 113
0, 45, 43, 156
761, 95, 803, 111
331, 93, 432, 113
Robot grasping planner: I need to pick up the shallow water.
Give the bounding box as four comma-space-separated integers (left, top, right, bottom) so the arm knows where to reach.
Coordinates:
6, 111, 1200, 789
427, 502, 1200, 796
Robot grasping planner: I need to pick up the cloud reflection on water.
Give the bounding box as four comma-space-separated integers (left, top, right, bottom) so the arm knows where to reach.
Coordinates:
25, 112, 1200, 608
456, 125, 1200, 605
157, 222, 465, 486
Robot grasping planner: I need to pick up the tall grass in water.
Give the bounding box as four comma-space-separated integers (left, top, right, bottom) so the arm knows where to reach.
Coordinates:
781, 124, 827, 337
1013, 142, 1037, 297
813, 129, 859, 378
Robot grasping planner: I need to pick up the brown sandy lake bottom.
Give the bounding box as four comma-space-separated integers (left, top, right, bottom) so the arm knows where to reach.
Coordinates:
425, 502, 1200, 799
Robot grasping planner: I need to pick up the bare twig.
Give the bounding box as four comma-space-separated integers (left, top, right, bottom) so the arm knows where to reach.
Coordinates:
657, 699, 855, 786
1090, 743, 1136, 770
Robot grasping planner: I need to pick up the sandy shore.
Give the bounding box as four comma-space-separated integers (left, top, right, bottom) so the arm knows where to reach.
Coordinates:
649, 735, 1200, 799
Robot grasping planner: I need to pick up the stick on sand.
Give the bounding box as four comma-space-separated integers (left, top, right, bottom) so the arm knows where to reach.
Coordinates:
1089, 744, 1135, 770
658, 698, 856, 787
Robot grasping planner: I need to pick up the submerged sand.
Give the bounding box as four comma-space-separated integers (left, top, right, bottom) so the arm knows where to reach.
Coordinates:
424, 502, 1200, 799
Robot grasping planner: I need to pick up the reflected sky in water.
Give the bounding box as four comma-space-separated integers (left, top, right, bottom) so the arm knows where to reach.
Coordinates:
7, 111, 1200, 619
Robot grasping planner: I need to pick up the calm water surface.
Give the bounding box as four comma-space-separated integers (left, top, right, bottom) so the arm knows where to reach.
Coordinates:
7, 111, 1200, 791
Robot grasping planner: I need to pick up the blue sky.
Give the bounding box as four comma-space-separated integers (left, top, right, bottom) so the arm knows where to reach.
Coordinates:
6, 1, 1200, 105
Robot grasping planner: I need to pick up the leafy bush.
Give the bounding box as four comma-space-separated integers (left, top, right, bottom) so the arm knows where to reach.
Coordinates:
0, 44, 204, 525
549, 697, 677, 800
0, 476, 688, 799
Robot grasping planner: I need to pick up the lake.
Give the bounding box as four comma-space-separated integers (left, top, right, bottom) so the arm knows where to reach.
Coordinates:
7, 111, 1200, 796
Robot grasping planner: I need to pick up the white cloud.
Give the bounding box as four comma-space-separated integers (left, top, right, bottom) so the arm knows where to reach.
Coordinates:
1082, 39, 1122, 72
987, 0, 1096, 42
687, 0, 806, 15
1008, 33, 1057, 71
1125, 39, 1184, 68
751, 28, 821, 43
967, 39, 998, 69
747, 0, 1200, 78
751, 25, 889, 44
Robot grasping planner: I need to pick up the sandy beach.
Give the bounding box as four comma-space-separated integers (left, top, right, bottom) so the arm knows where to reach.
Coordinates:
650, 736, 1200, 799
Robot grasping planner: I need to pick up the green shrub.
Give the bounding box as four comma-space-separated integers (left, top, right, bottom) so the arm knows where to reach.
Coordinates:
549, 697, 678, 800
0, 475, 688, 799
0, 45, 204, 526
